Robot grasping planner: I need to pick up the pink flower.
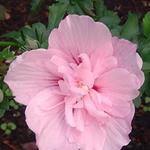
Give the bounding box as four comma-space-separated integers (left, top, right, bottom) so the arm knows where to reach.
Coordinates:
5, 15, 144, 150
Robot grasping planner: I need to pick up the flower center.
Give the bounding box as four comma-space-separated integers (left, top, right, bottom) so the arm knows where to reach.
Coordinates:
56, 54, 109, 131
76, 81, 89, 95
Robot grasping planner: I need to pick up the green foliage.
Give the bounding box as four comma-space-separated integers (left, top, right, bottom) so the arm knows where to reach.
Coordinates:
0, 77, 18, 118
93, 0, 106, 19
121, 13, 139, 41
48, 2, 68, 31
0, 122, 16, 135
0, 47, 15, 60
134, 96, 142, 108
9, 100, 19, 110
2, 22, 49, 50
30, 0, 43, 15
0, 97, 9, 118
143, 12, 150, 38
143, 97, 150, 112
0, 89, 3, 103
74, 0, 95, 17
56, 0, 95, 16
100, 14, 120, 29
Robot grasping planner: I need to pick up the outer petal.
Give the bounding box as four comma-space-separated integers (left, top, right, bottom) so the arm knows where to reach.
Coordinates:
49, 15, 113, 64
112, 37, 144, 87
71, 116, 107, 150
103, 103, 135, 150
95, 68, 139, 101
25, 88, 77, 150
92, 56, 117, 78
4, 49, 60, 105
94, 68, 138, 118
89, 90, 132, 118
73, 104, 134, 150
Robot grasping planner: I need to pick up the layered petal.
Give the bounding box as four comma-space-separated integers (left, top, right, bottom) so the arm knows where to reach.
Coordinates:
95, 68, 139, 101
94, 68, 139, 118
112, 37, 144, 87
4, 49, 60, 105
103, 104, 135, 150
25, 88, 77, 150
72, 104, 134, 150
76, 117, 106, 150
49, 15, 113, 64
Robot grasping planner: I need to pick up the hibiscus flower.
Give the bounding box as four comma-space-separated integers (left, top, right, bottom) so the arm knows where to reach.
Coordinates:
5, 15, 144, 150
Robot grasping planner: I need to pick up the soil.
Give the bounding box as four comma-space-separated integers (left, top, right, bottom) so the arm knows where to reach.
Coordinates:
0, 0, 150, 150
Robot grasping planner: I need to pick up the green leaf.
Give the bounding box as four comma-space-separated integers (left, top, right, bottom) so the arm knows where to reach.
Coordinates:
21, 26, 35, 39
121, 13, 139, 40
32, 22, 48, 44
111, 26, 122, 36
0, 47, 15, 60
9, 100, 19, 110
48, 2, 68, 31
13, 105, 19, 110
143, 62, 150, 72
0, 89, 4, 103
7, 122, 16, 130
143, 11, 150, 38
0, 97, 9, 112
25, 36, 39, 49
134, 96, 142, 108
100, 14, 120, 28
145, 97, 150, 103
93, 0, 107, 20
144, 106, 150, 112
142, 73, 150, 96
0, 109, 5, 118
30, 0, 43, 15
0, 123, 7, 130
141, 43, 150, 61
40, 41, 48, 49
0, 41, 19, 47
1, 31, 21, 39
5, 129, 11, 135
75, 0, 95, 17
9, 100, 16, 107
5, 88, 12, 97
67, 2, 84, 15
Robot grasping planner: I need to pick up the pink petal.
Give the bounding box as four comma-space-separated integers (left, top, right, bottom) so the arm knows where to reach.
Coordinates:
78, 53, 91, 70
83, 94, 109, 121
92, 56, 117, 78
89, 90, 131, 118
71, 105, 134, 150
49, 15, 113, 64
4, 49, 60, 105
74, 109, 85, 132
136, 53, 143, 69
73, 117, 106, 150
50, 55, 68, 66
95, 68, 139, 101
103, 105, 135, 150
112, 37, 144, 88
65, 97, 76, 127
25, 88, 77, 150
75, 68, 94, 89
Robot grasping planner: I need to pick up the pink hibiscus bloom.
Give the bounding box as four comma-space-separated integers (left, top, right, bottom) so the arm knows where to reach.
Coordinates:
5, 15, 144, 150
